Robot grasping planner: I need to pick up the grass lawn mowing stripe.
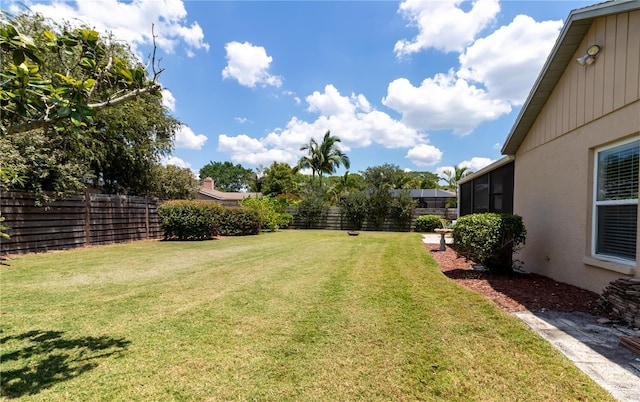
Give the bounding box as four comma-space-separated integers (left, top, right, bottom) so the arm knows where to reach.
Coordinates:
0, 231, 615, 401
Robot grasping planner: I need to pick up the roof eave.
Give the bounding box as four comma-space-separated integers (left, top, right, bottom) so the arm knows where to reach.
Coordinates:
458, 155, 515, 185
501, 0, 640, 156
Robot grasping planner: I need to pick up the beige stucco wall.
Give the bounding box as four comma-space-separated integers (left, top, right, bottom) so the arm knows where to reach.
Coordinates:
513, 11, 640, 293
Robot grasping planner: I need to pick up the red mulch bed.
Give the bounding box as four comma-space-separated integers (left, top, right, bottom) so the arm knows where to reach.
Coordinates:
426, 243, 604, 315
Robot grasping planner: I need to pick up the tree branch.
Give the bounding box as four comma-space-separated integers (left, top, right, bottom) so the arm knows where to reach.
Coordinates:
5, 84, 161, 135
88, 83, 161, 109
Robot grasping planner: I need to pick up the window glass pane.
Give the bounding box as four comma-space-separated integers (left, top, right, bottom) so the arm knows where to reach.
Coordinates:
473, 176, 489, 213
494, 194, 503, 211
596, 204, 637, 260
597, 141, 639, 201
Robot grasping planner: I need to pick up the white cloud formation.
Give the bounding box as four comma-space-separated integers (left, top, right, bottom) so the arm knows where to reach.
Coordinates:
405, 144, 443, 167
382, 73, 511, 135
27, 0, 209, 57
217, 84, 435, 167
395, 0, 500, 56
457, 15, 563, 104
161, 155, 191, 169
174, 125, 208, 150
387, 2, 566, 137
222, 41, 283, 88
218, 134, 296, 166
436, 156, 495, 178
460, 156, 494, 171
161, 88, 176, 112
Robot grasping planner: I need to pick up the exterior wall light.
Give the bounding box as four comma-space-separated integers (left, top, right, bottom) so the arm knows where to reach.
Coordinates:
576, 45, 601, 66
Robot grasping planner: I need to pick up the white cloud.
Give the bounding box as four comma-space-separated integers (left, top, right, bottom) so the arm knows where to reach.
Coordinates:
493, 142, 501, 150
459, 157, 494, 172
218, 134, 296, 166
218, 84, 427, 167
395, 0, 500, 56
405, 144, 443, 167
161, 88, 176, 112
436, 157, 494, 179
306, 85, 355, 116
222, 41, 282, 88
174, 125, 207, 150
382, 73, 511, 135
435, 166, 455, 179
161, 155, 191, 169
28, 0, 209, 57
457, 15, 563, 104
387, 3, 565, 137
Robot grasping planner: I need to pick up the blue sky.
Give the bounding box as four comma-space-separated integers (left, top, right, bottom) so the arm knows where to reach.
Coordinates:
14, 0, 595, 179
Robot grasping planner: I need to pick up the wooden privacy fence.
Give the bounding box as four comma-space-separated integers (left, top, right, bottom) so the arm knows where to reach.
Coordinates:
286, 207, 457, 231
1, 191, 162, 255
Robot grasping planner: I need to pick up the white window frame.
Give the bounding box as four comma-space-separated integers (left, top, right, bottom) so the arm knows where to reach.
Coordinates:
591, 137, 639, 266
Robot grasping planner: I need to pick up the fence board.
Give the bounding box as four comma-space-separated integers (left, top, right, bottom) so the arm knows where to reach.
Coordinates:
1, 191, 162, 255
286, 207, 457, 231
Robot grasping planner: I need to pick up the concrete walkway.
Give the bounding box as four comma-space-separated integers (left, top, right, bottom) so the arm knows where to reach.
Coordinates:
517, 311, 640, 401
422, 235, 640, 401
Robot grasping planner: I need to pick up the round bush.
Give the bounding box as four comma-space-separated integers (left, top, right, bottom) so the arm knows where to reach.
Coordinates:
414, 214, 444, 232
452, 213, 526, 274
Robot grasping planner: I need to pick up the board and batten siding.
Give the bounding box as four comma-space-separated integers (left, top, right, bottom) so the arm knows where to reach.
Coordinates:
513, 9, 640, 293
519, 10, 640, 154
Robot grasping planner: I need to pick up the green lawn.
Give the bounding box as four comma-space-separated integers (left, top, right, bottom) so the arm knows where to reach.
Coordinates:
1, 231, 613, 401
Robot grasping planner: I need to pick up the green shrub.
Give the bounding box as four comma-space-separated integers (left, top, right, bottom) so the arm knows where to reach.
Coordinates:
452, 213, 526, 275
241, 196, 291, 232
158, 200, 224, 240
415, 215, 445, 232
297, 194, 328, 228
367, 189, 392, 230
276, 212, 293, 229
389, 190, 417, 232
218, 207, 261, 236
340, 192, 369, 230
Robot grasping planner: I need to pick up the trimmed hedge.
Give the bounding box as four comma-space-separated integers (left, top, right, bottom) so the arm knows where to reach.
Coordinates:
414, 214, 445, 232
452, 213, 526, 274
218, 207, 261, 236
158, 200, 261, 240
158, 200, 224, 240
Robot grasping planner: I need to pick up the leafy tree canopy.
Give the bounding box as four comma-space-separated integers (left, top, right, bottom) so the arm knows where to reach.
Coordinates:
199, 161, 253, 192
361, 163, 406, 190
261, 161, 301, 197
1, 10, 164, 135
151, 164, 199, 200
403, 171, 440, 189
0, 12, 179, 204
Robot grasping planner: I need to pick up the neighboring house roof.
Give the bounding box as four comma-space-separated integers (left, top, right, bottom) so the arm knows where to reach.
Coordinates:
376, 189, 456, 198
362, 188, 455, 198
403, 189, 456, 198
198, 177, 261, 202
198, 188, 261, 201
501, 0, 640, 155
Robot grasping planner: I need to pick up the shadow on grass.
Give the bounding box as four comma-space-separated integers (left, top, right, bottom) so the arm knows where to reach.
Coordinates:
0, 329, 131, 398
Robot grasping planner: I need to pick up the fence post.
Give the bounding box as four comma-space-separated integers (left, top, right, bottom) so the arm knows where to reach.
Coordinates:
84, 190, 91, 245
145, 197, 150, 239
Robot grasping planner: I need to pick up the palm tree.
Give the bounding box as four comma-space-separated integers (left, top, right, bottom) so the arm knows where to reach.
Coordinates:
299, 130, 350, 195
442, 165, 472, 194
